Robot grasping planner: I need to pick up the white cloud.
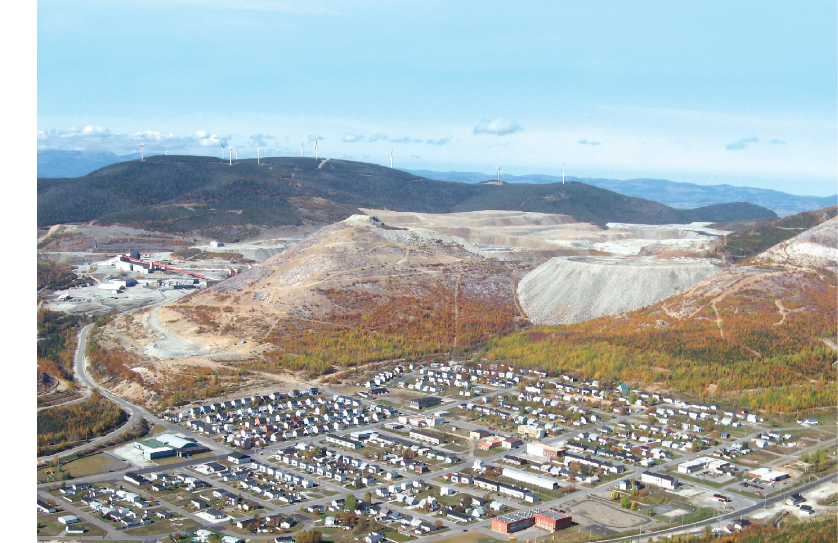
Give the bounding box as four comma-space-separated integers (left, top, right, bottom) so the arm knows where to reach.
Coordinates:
342, 134, 364, 143
369, 133, 388, 142
37, 126, 229, 153
473, 118, 522, 136
426, 137, 452, 146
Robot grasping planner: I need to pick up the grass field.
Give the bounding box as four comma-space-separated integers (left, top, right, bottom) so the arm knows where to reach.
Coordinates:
422, 531, 502, 543
124, 517, 200, 536
37, 452, 129, 482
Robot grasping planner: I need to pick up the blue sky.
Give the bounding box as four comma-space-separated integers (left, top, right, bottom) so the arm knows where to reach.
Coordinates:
36, 0, 837, 195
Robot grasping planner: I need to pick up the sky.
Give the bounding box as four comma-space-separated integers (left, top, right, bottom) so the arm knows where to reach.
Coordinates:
36, 0, 838, 196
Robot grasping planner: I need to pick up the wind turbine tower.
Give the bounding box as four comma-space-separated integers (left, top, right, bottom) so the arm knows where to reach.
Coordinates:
497, 166, 501, 183
257, 147, 260, 165
229, 147, 233, 166
234, 149, 238, 161
389, 150, 393, 168
314, 141, 318, 160
301, 142, 304, 157
141, 143, 144, 162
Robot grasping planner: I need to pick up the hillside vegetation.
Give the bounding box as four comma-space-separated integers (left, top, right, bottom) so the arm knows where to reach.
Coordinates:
38, 156, 775, 239
724, 206, 837, 262
37, 391, 127, 456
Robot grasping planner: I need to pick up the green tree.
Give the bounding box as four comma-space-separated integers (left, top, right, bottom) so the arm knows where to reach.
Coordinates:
621, 494, 632, 509
345, 494, 358, 512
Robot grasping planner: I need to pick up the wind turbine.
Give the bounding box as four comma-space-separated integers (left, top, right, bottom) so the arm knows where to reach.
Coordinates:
257, 147, 260, 165
141, 143, 144, 162
496, 166, 501, 183
301, 142, 304, 157
314, 140, 318, 160
229, 146, 233, 166
389, 150, 393, 168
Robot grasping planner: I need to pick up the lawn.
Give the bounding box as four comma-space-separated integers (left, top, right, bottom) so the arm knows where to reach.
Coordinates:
420, 531, 502, 543
36, 513, 107, 537
124, 517, 200, 536
37, 452, 129, 482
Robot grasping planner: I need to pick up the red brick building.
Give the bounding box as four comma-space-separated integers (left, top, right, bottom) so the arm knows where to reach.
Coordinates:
534, 510, 573, 531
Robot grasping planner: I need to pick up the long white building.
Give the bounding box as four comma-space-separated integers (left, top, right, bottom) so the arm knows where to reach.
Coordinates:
502, 467, 558, 490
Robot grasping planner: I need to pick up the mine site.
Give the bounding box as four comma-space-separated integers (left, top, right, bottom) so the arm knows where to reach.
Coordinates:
37, 182, 838, 543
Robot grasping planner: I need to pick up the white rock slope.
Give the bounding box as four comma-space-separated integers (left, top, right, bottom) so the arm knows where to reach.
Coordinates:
518, 256, 722, 325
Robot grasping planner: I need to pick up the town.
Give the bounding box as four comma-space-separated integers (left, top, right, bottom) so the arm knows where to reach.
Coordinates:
37, 360, 837, 543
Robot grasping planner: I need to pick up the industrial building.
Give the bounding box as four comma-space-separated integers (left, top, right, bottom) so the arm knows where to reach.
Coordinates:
748, 468, 790, 482
502, 467, 559, 490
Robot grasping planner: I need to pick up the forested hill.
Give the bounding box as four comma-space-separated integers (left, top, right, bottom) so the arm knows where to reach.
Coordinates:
37, 155, 775, 237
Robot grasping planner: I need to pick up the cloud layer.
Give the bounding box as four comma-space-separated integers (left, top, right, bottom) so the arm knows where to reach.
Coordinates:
37, 126, 229, 153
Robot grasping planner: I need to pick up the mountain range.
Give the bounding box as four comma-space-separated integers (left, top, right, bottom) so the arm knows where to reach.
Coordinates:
37, 150, 829, 218
37, 155, 776, 240
409, 169, 837, 217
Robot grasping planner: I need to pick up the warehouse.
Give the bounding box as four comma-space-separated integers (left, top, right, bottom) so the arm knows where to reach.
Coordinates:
502, 467, 558, 490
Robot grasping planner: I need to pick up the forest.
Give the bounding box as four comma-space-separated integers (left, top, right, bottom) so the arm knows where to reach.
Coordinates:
652, 516, 835, 543
482, 271, 837, 413
37, 391, 127, 456
37, 309, 85, 383
37, 260, 86, 290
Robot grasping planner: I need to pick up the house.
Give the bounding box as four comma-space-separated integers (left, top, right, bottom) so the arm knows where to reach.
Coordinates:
37, 500, 56, 514
57, 515, 79, 525
364, 531, 385, 543
228, 452, 252, 464
65, 525, 87, 534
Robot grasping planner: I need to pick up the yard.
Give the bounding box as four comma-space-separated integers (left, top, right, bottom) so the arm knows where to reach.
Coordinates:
36, 512, 107, 537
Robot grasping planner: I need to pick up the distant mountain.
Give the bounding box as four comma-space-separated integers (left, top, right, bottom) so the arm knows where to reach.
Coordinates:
37, 155, 776, 239
408, 169, 837, 217
37, 150, 135, 178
